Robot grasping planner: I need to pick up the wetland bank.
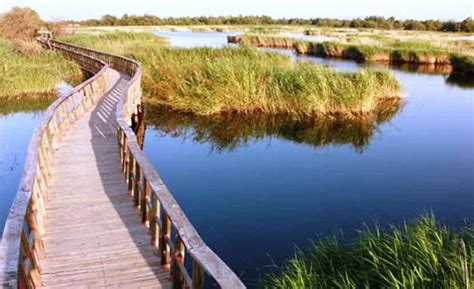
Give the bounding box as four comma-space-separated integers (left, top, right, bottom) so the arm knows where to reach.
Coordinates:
1, 18, 473, 288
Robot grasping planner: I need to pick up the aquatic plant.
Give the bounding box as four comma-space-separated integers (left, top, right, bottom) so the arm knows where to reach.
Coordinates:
61, 32, 402, 119
263, 214, 473, 289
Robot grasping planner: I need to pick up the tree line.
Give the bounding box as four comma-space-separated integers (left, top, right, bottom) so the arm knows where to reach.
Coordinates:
77, 15, 474, 32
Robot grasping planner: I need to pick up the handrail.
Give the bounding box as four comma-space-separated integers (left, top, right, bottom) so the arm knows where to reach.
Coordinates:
0, 38, 245, 289
47, 39, 246, 289
0, 43, 110, 288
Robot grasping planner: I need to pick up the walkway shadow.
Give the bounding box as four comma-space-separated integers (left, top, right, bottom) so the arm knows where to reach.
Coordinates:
87, 70, 169, 286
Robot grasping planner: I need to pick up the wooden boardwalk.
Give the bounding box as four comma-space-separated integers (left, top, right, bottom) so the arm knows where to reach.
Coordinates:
40, 70, 171, 288
0, 39, 245, 289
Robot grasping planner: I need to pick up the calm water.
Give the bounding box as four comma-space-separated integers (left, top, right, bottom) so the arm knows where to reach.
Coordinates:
0, 82, 72, 234
0, 112, 44, 233
145, 32, 474, 285
155, 30, 239, 48
0, 32, 472, 287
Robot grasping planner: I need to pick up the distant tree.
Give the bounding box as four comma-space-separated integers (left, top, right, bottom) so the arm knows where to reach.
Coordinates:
0, 7, 43, 40
460, 17, 474, 32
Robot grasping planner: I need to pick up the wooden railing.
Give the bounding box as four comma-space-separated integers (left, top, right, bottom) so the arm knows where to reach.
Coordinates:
0, 39, 245, 289
0, 44, 110, 288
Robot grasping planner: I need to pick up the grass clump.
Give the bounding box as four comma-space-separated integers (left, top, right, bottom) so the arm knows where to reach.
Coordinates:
136, 46, 401, 118
0, 37, 82, 99
450, 54, 474, 76
62, 32, 402, 119
264, 214, 473, 289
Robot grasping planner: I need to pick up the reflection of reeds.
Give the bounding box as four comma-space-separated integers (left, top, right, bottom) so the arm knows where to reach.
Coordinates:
263, 213, 473, 289
0, 92, 56, 115
145, 98, 402, 152
446, 74, 474, 88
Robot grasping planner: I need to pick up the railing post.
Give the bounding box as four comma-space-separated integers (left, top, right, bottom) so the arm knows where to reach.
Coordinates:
172, 235, 186, 289
128, 153, 135, 196
133, 163, 142, 207
160, 212, 171, 269
141, 179, 150, 224
150, 192, 160, 247
192, 260, 205, 289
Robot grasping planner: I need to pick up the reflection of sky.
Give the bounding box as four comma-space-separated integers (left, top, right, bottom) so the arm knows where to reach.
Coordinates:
0, 112, 44, 233
155, 31, 239, 48
143, 31, 474, 285
2, 0, 472, 21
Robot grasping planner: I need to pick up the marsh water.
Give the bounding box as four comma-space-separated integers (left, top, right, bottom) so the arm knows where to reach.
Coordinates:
0, 31, 472, 286
146, 31, 474, 285
0, 82, 73, 233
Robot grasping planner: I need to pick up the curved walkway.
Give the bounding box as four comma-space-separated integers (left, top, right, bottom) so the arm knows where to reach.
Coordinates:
40, 69, 171, 288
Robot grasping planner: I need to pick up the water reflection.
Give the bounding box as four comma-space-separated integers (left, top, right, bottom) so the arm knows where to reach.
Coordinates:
0, 81, 74, 115
145, 98, 403, 153
155, 30, 239, 48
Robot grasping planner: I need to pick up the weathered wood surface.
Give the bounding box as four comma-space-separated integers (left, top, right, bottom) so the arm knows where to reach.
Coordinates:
39, 69, 171, 288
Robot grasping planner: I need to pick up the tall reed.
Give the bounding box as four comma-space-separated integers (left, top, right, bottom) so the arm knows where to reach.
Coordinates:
61, 32, 402, 119
264, 214, 473, 289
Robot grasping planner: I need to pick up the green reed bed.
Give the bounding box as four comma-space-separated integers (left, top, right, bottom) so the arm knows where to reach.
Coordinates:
0, 37, 82, 99
61, 32, 402, 119
229, 35, 474, 75
136, 47, 401, 118
264, 214, 473, 289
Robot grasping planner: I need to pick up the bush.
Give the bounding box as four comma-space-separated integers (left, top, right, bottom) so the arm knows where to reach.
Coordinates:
0, 7, 43, 40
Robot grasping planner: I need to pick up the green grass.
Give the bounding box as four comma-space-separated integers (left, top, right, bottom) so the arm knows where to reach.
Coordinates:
0, 37, 82, 99
62, 32, 402, 119
58, 32, 167, 56
264, 214, 473, 289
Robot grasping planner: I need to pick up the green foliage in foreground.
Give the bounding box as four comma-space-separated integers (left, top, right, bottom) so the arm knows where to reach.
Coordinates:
62, 32, 402, 118
0, 37, 82, 98
264, 214, 473, 289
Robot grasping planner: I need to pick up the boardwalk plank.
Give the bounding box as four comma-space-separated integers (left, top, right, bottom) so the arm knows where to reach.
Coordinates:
40, 70, 171, 289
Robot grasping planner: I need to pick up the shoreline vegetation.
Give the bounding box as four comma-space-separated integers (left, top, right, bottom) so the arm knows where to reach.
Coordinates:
0, 7, 83, 105
60, 32, 402, 119
227, 35, 474, 76
0, 37, 82, 102
264, 214, 473, 289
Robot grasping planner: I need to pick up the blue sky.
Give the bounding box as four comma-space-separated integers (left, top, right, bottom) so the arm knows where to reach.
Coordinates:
1, 0, 473, 21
